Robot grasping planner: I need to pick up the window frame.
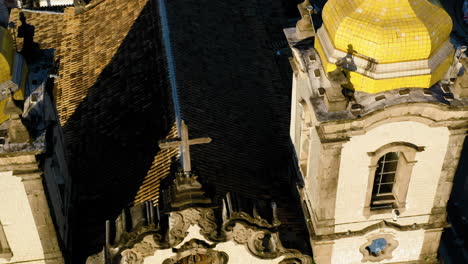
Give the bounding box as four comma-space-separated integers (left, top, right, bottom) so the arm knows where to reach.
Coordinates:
364, 142, 424, 216
370, 152, 400, 209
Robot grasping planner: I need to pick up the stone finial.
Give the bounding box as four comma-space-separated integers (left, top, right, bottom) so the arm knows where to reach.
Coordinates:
453, 57, 468, 98
4, 95, 31, 143
169, 169, 212, 210
322, 65, 351, 112
297, 0, 311, 16
296, 0, 315, 40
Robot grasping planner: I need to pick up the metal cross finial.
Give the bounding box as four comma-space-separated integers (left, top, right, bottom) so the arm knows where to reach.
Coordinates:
158, 120, 211, 172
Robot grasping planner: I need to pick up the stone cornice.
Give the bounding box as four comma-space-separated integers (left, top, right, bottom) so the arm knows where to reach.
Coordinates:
311, 220, 448, 241
316, 102, 468, 141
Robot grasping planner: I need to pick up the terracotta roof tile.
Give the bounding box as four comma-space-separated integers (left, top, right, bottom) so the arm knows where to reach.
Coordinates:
9, 9, 64, 55
13, 0, 311, 259
54, 1, 150, 128
133, 122, 179, 205
31, 0, 176, 260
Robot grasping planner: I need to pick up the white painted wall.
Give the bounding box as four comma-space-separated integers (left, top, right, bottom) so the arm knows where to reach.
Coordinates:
331, 228, 425, 264
290, 75, 298, 150
39, 0, 73, 7
304, 127, 321, 213
143, 225, 285, 264
0, 171, 46, 264
335, 121, 450, 232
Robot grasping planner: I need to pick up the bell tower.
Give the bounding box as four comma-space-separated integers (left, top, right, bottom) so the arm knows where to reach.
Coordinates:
285, 0, 468, 263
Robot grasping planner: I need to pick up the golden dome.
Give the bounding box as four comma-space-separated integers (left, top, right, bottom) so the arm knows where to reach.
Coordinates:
315, 0, 455, 93
322, 0, 452, 63
0, 27, 14, 84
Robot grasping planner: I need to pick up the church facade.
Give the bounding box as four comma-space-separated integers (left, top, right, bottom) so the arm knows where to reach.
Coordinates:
1, 0, 467, 263
288, 0, 468, 263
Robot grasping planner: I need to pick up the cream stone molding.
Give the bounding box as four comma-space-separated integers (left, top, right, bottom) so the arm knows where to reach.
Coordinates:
363, 141, 424, 216
359, 233, 399, 262
169, 208, 219, 245
311, 220, 447, 241
119, 207, 219, 264
230, 222, 280, 259
316, 26, 453, 79
427, 128, 468, 225
116, 207, 312, 264
120, 235, 159, 264
0, 221, 12, 260
316, 103, 468, 141
228, 222, 312, 263
366, 142, 425, 157
162, 239, 228, 264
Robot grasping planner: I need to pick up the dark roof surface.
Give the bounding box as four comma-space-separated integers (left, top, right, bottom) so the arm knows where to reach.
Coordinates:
15, 0, 177, 261
12, 0, 310, 260
165, 0, 309, 251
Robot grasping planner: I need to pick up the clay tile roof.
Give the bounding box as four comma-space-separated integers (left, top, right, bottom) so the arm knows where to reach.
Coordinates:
27, 0, 176, 259
133, 123, 179, 205
54, 0, 149, 128
13, 0, 310, 258
9, 9, 64, 56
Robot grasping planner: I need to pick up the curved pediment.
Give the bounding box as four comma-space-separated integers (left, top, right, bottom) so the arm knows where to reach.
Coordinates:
119, 222, 311, 264
86, 185, 312, 264
88, 205, 311, 264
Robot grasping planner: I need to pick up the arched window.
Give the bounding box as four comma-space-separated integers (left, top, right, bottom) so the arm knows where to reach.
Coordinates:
364, 142, 425, 215
370, 152, 400, 209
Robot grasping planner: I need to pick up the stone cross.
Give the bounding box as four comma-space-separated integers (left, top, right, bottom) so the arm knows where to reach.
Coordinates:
158, 120, 211, 172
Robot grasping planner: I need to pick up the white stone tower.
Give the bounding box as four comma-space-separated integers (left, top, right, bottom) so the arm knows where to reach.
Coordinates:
285, 0, 468, 263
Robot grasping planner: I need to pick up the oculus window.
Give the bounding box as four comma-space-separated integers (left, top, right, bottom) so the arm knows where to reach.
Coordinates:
360, 234, 399, 262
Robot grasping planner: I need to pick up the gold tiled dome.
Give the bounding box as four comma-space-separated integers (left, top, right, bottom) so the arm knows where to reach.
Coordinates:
0, 27, 14, 84
315, 0, 455, 93
323, 0, 451, 63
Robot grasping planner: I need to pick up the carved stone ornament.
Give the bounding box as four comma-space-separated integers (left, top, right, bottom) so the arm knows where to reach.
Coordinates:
120, 250, 140, 264
116, 212, 312, 264
359, 233, 399, 262
169, 208, 219, 245
162, 239, 228, 264
228, 211, 280, 229
114, 204, 313, 264
230, 222, 312, 262
118, 207, 219, 264
279, 255, 314, 264
230, 222, 280, 259
120, 235, 158, 264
